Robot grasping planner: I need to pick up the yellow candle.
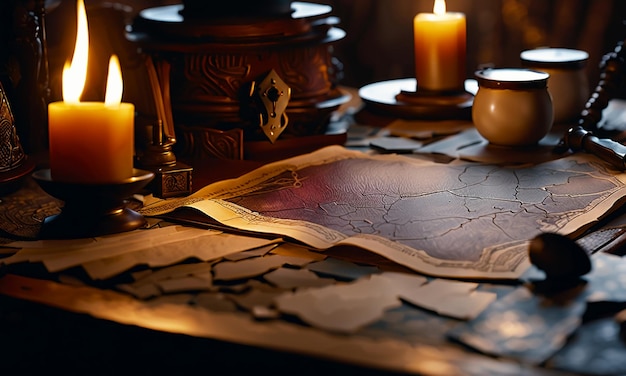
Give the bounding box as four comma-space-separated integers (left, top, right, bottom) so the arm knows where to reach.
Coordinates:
48, 0, 134, 184
48, 102, 134, 183
413, 0, 466, 92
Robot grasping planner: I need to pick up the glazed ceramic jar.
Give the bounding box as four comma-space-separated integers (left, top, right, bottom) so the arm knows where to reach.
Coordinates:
472, 68, 553, 146
521, 48, 589, 123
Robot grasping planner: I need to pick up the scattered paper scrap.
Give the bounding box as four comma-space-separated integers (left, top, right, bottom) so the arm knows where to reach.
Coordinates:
447, 286, 587, 365
80, 231, 279, 280
306, 258, 380, 281
374, 271, 428, 296
2, 226, 181, 265
193, 271, 213, 283
264, 267, 336, 289
370, 136, 422, 154
3, 226, 203, 269
157, 276, 214, 294
223, 243, 279, 261
274, 274, 401, 333
246, 278, 284, 292
117, 262, 216, 298
399, 279, 497, 320
117, 282, 161, 300
213, 255, 314, 281
213, 282, 250, 294
130, 269, 153, 281
345, 123, 389, 147
131, 262, 216, 287
415, 128, 485, 159
386, 119, 472, 140
3, 224, 279, 280
272, 270, 498, 334
230, 288, 286, 312
269, 243, 326, 262
4, 233, 112, 250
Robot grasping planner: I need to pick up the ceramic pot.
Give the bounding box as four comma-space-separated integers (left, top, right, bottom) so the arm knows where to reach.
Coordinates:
521, 48, 589, 123
472, 68, 553, 146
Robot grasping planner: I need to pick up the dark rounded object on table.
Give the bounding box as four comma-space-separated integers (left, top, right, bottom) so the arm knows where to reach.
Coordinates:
528, 232, 592, 279
32, 168, 154, 239
32, 168, 154, 203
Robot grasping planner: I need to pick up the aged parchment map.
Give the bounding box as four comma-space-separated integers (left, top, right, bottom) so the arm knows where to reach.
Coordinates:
140, 146, 626, 279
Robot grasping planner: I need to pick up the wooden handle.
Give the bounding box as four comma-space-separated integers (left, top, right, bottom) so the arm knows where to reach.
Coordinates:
566, 126, 626, 170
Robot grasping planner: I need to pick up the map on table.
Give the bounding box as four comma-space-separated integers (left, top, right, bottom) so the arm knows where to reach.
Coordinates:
140, 145, 626, 279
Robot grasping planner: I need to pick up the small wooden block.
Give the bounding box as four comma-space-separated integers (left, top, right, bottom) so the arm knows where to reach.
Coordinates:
147, 162, 193, 198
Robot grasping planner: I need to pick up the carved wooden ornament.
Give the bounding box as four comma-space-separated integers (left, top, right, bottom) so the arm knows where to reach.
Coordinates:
0, 81, 25, 172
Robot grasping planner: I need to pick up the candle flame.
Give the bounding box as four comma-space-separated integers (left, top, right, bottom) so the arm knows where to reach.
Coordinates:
62, 0, 89, 104
433, 0, 446, 15
105, 55, 123, 106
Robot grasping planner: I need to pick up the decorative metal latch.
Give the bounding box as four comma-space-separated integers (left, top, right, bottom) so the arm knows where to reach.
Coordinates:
251, 69, 291, 143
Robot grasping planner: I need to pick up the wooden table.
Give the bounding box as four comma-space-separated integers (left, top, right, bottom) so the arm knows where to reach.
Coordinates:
1, 106, 626, 375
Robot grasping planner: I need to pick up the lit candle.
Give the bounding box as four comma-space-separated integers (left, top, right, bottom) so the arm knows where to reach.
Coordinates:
48, 0, 134, 184
413, 0, 466, 92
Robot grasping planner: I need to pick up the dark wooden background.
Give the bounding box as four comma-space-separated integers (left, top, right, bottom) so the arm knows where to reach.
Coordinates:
3, 0, 625, 155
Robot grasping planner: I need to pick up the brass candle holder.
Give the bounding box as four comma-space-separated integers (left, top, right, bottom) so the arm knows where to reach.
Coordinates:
32, 168, 154, 239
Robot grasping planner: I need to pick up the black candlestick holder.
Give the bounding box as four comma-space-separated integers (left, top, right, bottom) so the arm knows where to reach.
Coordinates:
32, 168, 154, 239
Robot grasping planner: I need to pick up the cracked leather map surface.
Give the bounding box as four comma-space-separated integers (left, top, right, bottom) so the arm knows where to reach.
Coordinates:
141, 146, 626, 278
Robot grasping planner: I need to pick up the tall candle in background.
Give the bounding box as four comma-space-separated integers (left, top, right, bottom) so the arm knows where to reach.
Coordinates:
413, 0, 466, 92
48, 0, 134, 184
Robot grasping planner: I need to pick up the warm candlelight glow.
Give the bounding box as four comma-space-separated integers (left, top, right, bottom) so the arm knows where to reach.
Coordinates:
63, 0, 123, 107
105, 55, 123, 106
62, 0, 88, 104
413, 0, 466, 91
48, 0, 135, 184
433, 0, 446, 15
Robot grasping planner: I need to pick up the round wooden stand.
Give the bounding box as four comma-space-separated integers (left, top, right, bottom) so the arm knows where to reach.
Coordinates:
359, 78, 474, 120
